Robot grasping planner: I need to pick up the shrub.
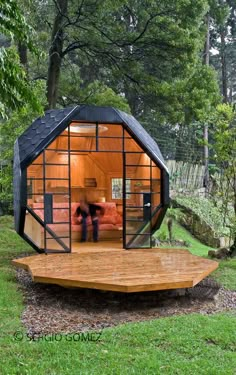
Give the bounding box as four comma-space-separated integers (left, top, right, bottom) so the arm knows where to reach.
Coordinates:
173, 196, 231, 237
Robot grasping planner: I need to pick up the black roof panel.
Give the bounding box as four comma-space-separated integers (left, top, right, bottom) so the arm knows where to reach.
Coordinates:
16, 105, 167, 172
18, 106, 78, 167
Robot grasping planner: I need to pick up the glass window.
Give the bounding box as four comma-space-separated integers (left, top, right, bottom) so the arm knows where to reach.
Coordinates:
24, 210, 44, 249
111, 178, 131, 199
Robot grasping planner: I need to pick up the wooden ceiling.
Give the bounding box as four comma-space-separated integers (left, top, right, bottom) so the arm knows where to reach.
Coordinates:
29, 123, 160, 176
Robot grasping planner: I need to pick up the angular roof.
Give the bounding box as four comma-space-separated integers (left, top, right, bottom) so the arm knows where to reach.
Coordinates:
16, 105, 167, 172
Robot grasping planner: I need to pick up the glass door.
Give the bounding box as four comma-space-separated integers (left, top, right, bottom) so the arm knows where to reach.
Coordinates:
124, 152, 161, 248
43, 146, 71, 253
25, 131, 71, 253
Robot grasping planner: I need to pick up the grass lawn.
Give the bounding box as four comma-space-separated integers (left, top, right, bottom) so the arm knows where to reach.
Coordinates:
0, 216, 235, 374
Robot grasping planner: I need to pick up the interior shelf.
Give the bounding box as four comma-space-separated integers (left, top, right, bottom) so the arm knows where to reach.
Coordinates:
71, 186, 107, 190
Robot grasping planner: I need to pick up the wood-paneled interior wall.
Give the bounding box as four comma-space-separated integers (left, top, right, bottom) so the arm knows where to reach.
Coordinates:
26, 136, 161, 207
28, 151, 110, 203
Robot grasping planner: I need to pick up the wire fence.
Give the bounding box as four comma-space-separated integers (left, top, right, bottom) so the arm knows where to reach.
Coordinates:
166, 160, 205, 192
155, 134, 206, 195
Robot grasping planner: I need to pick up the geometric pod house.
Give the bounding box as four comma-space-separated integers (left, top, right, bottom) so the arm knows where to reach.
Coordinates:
13, 105, 218, 292
14, 105, 169, 253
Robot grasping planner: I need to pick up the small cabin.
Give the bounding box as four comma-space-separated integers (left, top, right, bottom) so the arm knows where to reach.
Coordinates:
14, 105, 169, 253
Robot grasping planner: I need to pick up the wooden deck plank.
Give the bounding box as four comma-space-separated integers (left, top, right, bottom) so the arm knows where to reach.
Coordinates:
12, 247, 218, 293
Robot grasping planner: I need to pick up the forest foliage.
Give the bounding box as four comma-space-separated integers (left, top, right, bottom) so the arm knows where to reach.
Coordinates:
0, 0, 235, 243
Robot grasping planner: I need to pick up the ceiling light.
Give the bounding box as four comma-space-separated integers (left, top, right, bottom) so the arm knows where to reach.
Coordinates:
67, 123, 108, 134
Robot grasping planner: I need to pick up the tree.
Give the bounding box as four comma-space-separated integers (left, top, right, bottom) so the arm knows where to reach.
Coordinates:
0, 0, 40, 117
0, 83, 44, 203
209, 0, 236, 103
203, 11, 211, 191
210, 103, 236, 254
46, 0, 68, 109
44, 0, 211, 112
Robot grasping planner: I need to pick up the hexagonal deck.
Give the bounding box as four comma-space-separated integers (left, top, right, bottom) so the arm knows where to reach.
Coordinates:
12, 247, 218, 292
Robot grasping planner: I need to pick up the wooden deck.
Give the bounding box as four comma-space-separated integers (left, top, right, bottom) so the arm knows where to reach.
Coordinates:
72, 241, 123, 253
12, 245, 218, 292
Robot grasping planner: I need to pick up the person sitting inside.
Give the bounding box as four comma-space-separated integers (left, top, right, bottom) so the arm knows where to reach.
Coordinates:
75, 199, 104, 242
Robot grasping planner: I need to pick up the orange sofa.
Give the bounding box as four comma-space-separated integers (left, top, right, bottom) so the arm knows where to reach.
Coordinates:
30, 202, 123, 243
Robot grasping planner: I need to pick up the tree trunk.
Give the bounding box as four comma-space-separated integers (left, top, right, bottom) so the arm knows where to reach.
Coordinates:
203, 13, 210, 65
46, 0, 68, 109
231, 174, 236, 256
229, 83, 233, 103
203, 13, 210, 193
203, 124, 209, 192
220, 26, 228, 103
18, 41, 28, 72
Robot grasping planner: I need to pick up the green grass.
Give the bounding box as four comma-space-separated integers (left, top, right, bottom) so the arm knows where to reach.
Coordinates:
0, 216, 235, 374
212, 260, 236, 290
0, 312, 236, 375
154, 220, 214, 256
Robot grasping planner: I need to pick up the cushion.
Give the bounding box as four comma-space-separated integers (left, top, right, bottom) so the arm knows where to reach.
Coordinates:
53, 208, 69, 222
34, 209, 44, 220
71, 213, 79, 225
99, 215, 117, 225
99, 202, 117, 216
115, 213, 122, 225
71, 202, 80, 215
